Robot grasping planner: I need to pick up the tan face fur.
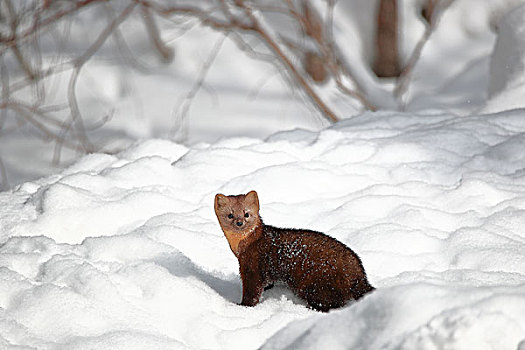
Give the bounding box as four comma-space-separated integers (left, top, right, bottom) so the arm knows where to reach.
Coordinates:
214, 191, 261, 257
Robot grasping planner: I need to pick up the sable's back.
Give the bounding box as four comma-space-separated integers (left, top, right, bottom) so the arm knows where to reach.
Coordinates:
262, 225, 367, 277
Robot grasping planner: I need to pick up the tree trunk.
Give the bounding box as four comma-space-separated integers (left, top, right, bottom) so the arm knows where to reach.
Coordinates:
373, 0, 401, 78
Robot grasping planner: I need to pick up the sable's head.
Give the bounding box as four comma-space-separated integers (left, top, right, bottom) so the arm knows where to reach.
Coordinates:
214, 190, 260, 232
214, 191, 261, 256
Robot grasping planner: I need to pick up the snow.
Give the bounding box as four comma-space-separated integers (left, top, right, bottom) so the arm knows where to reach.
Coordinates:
2, 0, 525, 348
1, 109, 525, 349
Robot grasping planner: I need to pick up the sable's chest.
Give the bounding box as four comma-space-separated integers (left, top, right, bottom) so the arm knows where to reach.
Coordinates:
224, 230, 247, 257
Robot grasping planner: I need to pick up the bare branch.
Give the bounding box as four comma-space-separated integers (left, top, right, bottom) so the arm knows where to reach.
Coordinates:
0, 100, 76, 148
0, 54, 9, 131
140, 3, 174, 63
0, 0, 108, 51
172, 33, 228, 142
0, 155, 8, 191
66, 2, 137, 153
3, 0, 37, 81
316, 0, 377, 110
394, 0, 456, 100
52, 117, 73, 166
145, 0, 342, 122
254, 25, 340, 122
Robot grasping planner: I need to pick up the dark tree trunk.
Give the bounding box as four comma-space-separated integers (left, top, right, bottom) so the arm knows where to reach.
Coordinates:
373, 0, 401, 78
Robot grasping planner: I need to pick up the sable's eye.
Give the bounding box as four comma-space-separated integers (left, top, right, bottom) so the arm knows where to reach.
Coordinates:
228, 214, 234, 219
244, 212, 249, 218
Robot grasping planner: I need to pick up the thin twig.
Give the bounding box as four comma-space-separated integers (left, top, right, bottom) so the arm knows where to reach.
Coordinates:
3, 0, 37, 81
312, 0, 376, 110
0, 155, 8, 191
394, 0, 456, 100
67, 2, 137, 153
0, 55, 9, 131
53, 118, 73, 166
254, 25, 339, 122
172, 33, 228, 141
0, 101, 75, 148
140, 4, 174, 63
0, 0, 109, 51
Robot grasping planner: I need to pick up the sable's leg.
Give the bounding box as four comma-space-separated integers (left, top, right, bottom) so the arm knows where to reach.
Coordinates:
241, 287, 262, 306
240, 268, 264, 307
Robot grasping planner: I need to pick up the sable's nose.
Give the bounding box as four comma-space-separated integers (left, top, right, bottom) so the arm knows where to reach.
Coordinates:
236, 221, 243, 227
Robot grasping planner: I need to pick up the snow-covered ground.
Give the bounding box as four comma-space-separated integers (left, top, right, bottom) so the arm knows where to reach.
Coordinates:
3, 1, 525, 349
1, 109, 525, 349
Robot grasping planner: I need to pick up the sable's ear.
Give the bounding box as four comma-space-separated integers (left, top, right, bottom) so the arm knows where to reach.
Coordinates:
245, 190, 259, 213
215, 194, 229, 210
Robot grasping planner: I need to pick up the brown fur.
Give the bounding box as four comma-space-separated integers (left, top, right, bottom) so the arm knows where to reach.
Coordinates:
214, 191, 374, 312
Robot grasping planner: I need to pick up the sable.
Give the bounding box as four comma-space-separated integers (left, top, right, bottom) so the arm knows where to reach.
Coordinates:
214, 190, 374, 312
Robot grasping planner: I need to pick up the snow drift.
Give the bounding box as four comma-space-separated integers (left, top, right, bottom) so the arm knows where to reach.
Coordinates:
1, 109, 525, 349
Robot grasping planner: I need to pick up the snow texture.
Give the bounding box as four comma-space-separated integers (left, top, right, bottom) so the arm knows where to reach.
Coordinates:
1, 110, 525, 349
2, 0, 525, 348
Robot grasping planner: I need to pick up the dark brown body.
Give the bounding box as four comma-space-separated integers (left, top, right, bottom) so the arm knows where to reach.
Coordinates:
238, 223, 374, 311
214, 191, 374, 312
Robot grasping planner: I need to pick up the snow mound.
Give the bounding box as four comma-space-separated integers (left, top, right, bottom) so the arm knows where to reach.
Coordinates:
1, 110, 525, 349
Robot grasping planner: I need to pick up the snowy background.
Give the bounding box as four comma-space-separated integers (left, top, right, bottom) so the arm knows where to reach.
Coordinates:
1, 0, 525, 349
